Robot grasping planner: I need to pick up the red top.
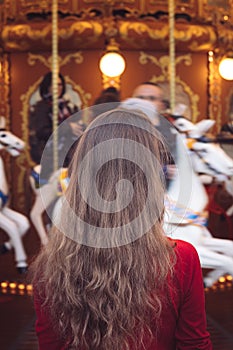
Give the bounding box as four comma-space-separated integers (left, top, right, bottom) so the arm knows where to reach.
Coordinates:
34, 239, 212, 349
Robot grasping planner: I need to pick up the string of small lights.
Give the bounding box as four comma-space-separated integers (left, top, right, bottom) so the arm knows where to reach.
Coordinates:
0, 275, 232, 296
204, 274, 233, 293
0, 281, 33, 296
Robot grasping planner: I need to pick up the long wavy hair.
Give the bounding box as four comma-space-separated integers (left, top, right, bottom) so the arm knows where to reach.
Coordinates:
30, 108, 176, 349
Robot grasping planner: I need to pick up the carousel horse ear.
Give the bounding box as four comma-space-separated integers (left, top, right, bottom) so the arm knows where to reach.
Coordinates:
196, 119, 215, 136
0, 116, 6, 129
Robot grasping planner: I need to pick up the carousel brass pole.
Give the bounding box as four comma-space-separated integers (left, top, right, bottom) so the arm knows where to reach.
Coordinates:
169, 0, 175, 113
52, 0, 58, 173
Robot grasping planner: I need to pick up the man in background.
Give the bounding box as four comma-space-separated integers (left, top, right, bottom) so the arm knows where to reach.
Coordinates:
132, 82, 177, 187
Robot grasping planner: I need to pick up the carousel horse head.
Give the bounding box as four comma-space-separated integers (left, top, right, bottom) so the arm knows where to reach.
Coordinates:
174, 117, 233, 179
190, 140, 233, 179
0, 116, 25, 156
173, 117, 215, 137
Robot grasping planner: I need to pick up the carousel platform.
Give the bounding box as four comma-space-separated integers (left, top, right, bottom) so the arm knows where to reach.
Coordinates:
0, 227, 233, 350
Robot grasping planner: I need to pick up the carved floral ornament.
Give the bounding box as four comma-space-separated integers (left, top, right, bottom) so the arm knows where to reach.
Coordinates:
0, 19, 219, 52
0, 0, 232, 52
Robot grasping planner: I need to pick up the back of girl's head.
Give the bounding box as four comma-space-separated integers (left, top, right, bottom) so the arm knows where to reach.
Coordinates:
61, 108, 167, 248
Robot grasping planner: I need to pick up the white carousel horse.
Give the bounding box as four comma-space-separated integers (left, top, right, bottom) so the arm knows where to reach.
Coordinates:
120, 101, 233, 286
165, 120, 233, 287
224, 178, 233, 216
0, 116, 30, 273
174, 117, 233, 231
174, 117, 233, 182
29, 165, 67, 245
190, 136, 233, 235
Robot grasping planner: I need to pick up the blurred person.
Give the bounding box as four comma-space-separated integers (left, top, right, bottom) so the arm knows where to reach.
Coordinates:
89, 86, 121, 122
132, 82, 178, 186
30, 107, 212, 350
29, 71, 83, 181
132, 82, 176, 158
132, 82, 166, 113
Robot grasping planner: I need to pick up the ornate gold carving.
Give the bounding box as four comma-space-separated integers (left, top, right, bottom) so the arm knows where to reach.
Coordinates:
208, 53, 222, 132
199, 0, 232, 22
1, 21, 103, 51
27, 52, 84, 69
3, 0, 69, 20
59, 21, 103, 43
101, 73, 121, 90
0, 52, 12, 201
83, 0, 135, 3
0, 53, 10, 119
0, 13, 223, 53
139, 52, 193, 78
2, 24, 52, 51
120, 22, 168, 43
139, 52, 199, 121
119, 21, 217, 51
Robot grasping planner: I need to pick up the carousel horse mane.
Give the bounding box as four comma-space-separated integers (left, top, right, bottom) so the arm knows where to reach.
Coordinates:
0, 116, 30, 273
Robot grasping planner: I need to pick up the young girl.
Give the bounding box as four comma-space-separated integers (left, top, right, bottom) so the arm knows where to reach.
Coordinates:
30, 107, 212, 349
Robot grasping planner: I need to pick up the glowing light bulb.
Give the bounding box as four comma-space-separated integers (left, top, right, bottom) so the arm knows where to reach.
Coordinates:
1, 282, 8, 288
219, 57, 233, 80
99, 52, 126, 77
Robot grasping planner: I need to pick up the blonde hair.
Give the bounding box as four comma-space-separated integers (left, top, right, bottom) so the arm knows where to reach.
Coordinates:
31, 108, 176, 349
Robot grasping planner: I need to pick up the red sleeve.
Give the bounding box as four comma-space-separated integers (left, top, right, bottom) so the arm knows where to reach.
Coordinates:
174, 240, 212, 350
33, 291, 67, 350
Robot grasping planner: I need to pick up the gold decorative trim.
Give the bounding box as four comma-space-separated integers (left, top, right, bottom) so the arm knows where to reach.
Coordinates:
208, 54, 222, 132
0, 53, 10, 119
199, 0, 232, 22
101, 74, 122, 90
0, 19, 221, 53
119, 21, 217, 51
27, 51, 84, 68
1, 21, 103, 51
0, 53, 12, 196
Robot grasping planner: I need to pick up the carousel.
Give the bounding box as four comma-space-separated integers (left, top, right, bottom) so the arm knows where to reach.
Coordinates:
0, 1, 233, 349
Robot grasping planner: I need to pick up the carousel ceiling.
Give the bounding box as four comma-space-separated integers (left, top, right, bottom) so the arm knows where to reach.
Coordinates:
0, 0, 232, 53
